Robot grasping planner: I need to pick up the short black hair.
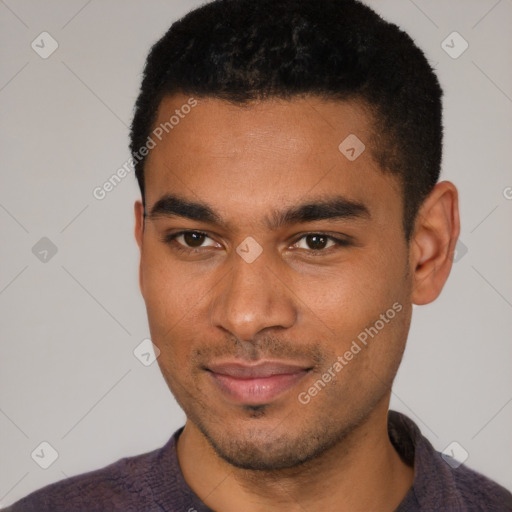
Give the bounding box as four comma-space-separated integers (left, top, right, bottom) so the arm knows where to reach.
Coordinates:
130, 0, 442, 240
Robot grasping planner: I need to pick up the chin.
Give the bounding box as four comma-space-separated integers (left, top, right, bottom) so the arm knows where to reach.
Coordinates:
209, 434, 320, 471
194, 412, 347, 471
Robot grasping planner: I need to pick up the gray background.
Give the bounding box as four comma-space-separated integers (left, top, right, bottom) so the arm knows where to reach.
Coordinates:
1, 0, 511, 506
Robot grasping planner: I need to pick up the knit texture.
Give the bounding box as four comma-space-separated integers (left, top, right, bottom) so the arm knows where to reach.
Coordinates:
3, 411, 511, 511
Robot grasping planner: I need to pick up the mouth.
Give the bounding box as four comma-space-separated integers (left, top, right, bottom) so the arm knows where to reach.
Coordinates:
206, 360, 312, 405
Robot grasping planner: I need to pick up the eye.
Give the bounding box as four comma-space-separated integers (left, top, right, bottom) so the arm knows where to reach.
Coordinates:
162, 230, 351, 256
163, 230, 219, 252
291, 233, 350, 252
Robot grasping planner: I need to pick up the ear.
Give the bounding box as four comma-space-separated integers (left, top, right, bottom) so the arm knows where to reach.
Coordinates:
134, 200, 145, 295
410, 181, 460, 305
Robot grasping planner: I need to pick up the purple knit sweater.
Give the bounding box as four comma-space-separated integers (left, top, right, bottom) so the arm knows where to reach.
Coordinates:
3, 411, 511, 511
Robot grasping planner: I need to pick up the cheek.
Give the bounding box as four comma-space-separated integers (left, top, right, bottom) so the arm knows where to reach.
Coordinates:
140, 244, 205, 341
336, 248, 410, 380
296, 248, 405, 337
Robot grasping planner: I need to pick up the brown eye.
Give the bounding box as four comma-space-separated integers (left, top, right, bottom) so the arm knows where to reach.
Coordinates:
183, 231, 206, 247
291, 233, 351, 253
304, 234, 329, 250
163, 230, 219, 253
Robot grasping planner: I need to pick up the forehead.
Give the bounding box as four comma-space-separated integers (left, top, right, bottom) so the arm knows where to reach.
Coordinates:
143, 93, 402, 228
150, 93, 370, 158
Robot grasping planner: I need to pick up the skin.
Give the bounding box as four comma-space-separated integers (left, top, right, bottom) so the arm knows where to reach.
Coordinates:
134, 93, 460, 511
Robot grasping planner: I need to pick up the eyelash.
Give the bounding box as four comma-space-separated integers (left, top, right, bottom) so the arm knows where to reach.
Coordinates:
162, 230, 352, 256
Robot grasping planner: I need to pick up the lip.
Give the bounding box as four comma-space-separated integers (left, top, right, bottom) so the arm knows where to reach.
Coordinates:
207, 360, 311, 405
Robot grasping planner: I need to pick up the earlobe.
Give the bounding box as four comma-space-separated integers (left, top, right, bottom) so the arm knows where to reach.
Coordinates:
410, 181, 460, 305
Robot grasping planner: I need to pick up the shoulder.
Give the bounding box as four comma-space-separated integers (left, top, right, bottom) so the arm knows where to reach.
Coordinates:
389, 411, 512, 511
1, 436, 177, 512
447, 461, 512, 511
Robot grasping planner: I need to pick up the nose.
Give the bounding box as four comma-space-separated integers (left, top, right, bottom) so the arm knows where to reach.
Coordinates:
209, 250, 297, 343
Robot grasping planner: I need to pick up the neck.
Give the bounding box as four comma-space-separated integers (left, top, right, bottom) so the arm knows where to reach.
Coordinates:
177, 399, 414, 512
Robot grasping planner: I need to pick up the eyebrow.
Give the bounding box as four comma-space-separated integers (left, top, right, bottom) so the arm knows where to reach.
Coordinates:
147, 193, 370, 230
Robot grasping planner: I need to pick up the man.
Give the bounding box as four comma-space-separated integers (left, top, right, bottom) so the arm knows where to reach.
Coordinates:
4, 0, 511, 510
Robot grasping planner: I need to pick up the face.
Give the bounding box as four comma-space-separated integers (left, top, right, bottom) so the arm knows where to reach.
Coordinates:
135, 93, 414, 470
